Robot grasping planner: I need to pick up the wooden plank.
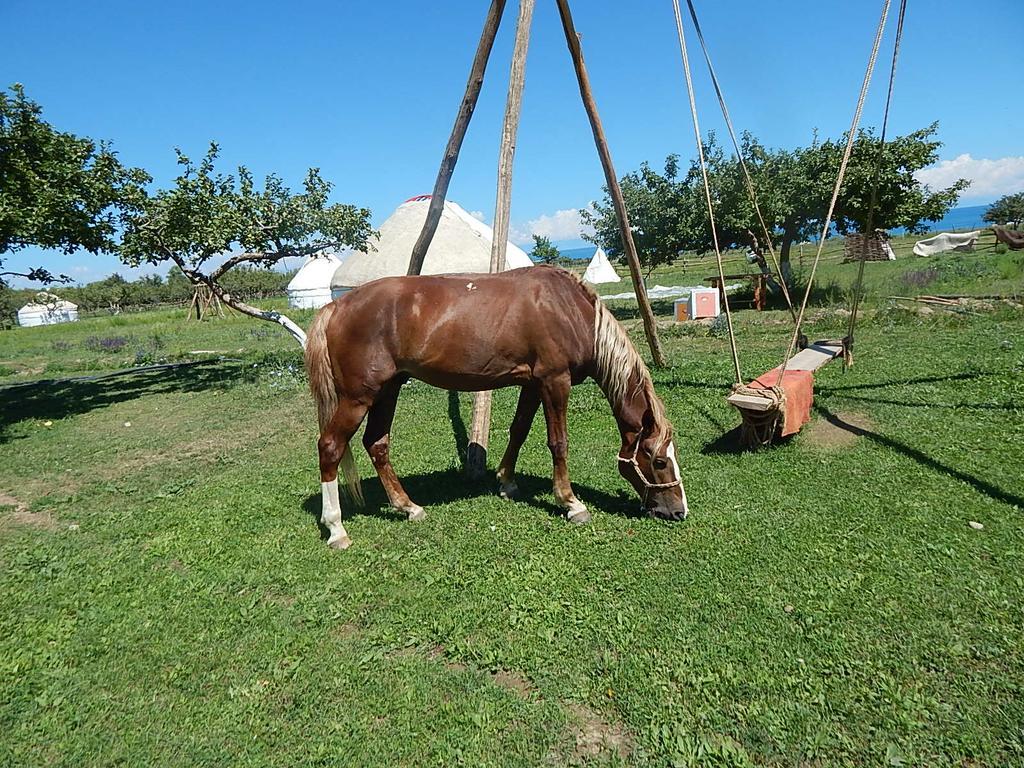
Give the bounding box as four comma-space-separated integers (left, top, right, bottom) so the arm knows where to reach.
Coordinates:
406, 0, 507, 276
725, 392, 775, 412
555, 0, 666, 368
784, 342, 843, 372
467, 0, 535, 480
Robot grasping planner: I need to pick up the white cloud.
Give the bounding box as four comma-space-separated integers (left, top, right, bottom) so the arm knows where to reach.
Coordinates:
468, 210, 486, 223
510, 207, 595, 245
915, 154, 1024, 201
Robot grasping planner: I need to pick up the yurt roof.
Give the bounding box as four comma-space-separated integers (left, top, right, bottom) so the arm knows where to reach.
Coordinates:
330, 196, 533, 289
287, 252, 346, 291
19, 297, 78, 312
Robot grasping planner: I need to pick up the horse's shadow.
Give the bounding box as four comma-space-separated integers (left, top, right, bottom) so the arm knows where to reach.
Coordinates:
301, 469, 643, 540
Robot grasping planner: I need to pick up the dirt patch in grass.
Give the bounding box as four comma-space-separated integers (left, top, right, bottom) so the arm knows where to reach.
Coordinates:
492, 669, 536, 699
561, 702, 634, 764
0, 490, 60, 533
804, 411, 875, 451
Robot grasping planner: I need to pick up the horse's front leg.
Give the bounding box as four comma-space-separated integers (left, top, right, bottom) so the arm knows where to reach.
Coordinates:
496, 384, 541, 500
539, 376, 590, 524
363, 382, 424, 522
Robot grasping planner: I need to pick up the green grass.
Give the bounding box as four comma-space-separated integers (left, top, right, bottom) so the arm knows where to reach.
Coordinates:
1, 253, 1023, 766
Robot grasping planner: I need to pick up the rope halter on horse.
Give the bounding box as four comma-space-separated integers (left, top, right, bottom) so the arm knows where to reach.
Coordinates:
617, 436, 682, 511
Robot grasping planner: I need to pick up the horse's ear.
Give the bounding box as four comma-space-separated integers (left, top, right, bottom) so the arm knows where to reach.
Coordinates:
641, 406, 656, 434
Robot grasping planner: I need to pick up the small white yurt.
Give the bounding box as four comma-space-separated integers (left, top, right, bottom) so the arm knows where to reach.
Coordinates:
287, 252, 347, 309
17, 294, 79, 328
330, 195, 533, 297
582, 247, 621, 284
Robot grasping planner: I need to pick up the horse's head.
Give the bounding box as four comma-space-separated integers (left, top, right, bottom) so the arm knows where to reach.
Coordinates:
617, 408, 689, 521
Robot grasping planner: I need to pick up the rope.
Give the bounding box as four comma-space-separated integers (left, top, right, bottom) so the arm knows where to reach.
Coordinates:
683, 0, 797, 323
671, 0, 742, 385
775, 0, 892, 389
731, 383, 786, 447
845, 0, 907, 368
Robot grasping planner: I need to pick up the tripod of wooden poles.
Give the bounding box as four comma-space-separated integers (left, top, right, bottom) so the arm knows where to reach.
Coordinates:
186, 284, 225, 321
404, 0, 667, 478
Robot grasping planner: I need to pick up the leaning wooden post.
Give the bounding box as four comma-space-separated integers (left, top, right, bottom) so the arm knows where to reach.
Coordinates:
466, 0, 536, 479
406, 0, 508, 276
554, 0, 667, 367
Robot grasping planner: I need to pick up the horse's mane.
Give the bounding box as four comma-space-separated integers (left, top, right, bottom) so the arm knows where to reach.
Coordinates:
572, 272, 672, 451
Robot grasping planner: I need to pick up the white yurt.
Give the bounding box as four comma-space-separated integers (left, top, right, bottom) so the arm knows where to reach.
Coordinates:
17, 294, 79, 328
582, 247, 621, 284
287, 252, 347, 309
330, 195, 533, 297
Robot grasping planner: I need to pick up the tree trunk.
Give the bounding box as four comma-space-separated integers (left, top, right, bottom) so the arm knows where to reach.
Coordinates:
466, 0, 535, 480
406, 0, 507, 277
554, 0, 666, 367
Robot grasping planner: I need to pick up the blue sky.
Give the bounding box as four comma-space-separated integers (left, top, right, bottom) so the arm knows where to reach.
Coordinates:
3, 0, 1022, 286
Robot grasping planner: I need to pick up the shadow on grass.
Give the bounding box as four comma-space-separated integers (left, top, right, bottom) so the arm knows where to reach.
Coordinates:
447, 390, 470, 462
302, 469, 644, 539
822, 392, 1020, 412
0, 360, 240, 443
815, 405, 1024, 510
818, 371, 990, 394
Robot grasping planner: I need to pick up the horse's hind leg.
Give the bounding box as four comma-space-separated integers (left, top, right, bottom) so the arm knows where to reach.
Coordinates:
319, 397, 369, 549
539, 375, 590, 524
363, 380, 424, 522
496, 384, 541, 500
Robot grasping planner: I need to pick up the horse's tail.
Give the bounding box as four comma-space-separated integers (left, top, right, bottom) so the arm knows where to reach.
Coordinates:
304, 302, 363, 505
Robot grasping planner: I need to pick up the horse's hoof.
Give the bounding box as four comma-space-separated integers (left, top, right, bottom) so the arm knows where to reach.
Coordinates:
567, 507, 591, 525
499, 482, 519, 500
329, 536, 353, 550
407, 506, 426, 522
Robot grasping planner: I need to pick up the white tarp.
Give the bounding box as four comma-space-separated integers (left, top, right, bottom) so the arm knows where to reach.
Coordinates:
913, 230, 980, 257
582, 247, 621, 284
599, 283, 742, 301
287, 252, 347, 309
330, 196, 533, 294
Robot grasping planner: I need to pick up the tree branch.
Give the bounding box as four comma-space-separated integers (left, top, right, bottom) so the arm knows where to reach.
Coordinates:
164, 251, 307, 347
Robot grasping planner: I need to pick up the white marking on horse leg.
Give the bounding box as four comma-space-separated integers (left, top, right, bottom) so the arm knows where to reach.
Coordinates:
566, 497, 591, 524
405, 503, 425, 522
321, 480, 352, 550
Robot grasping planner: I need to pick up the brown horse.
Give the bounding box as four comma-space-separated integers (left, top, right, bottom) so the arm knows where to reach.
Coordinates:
304, 265, 687, 549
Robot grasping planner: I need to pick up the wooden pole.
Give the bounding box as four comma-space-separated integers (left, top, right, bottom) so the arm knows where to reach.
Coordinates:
466, 0, 536, 479
406, 0, 508, 276
554, 0, 666, 367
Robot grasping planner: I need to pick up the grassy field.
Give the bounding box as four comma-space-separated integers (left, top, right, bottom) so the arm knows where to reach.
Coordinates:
1, 242, 1023, 766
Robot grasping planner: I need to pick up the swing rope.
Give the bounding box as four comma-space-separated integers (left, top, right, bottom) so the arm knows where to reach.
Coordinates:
775, 0, 892, 389
682, 0, 797, 323
845, 0, 907, 367
671, 0, 742, 385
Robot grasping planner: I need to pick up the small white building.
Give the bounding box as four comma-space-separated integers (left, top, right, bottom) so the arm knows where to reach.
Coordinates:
17, 295, 79, 327
287, 252, 347, 309
582, 247, 621, 284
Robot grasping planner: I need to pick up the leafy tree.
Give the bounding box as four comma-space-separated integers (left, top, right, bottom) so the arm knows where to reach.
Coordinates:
983, 192, 1024, 229
117, 144, 373, 346
830, 123, 970, 236
583, 124, 968, 272
530, 234, 561, 265
580, 154, 693, 277
0, 84, 149, 286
